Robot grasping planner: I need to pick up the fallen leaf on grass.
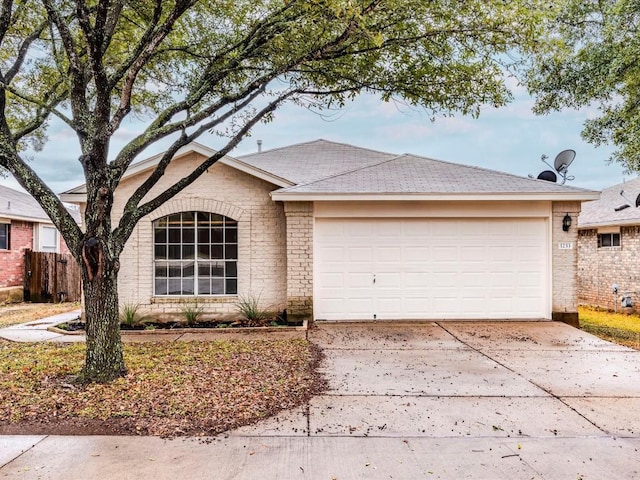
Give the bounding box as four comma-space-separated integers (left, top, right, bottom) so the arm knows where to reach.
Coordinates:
0, 339, 326, 437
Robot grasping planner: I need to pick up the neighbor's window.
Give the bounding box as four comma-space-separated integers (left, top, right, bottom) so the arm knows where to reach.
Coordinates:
153, 212, 238, 296
0, 223, 9, 249
597, 233, 621, 248
38, 225, 58, 253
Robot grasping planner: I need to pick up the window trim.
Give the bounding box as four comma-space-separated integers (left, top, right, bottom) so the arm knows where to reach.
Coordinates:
0, 223, 9, 250
153, 211, 238, 297
37, 224, 59, 253
597, 232, 621, 248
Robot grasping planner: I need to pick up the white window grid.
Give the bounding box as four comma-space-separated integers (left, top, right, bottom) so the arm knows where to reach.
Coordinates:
153, 212, 238, 296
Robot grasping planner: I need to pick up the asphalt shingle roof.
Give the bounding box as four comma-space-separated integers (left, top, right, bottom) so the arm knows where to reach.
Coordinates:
60, 139, 599, 202
237, 139, 397, 184
578, 176, 640, 228
274, 152, 598, 195
0, 184, 80, 223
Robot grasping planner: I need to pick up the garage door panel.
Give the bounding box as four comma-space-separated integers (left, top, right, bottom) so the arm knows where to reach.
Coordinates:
404, 246, 430, 262
432, 272, 457, 287
347, 246, 373, 262
518, 297, 542, 312
433, 246, 458, 262
346, 299, 375, 319
461, 246, 486, 261
433, 297, 459, 314
346, 272, 372, 289
315, 218, 548, 320
375, 246, 402, 263
319, 272, 344, 289
377, 297, 402, 315
318, 246, 344, 262
404, 297, 431, 314
462, 297, 488, 313
460, 272, 487, 288
320, 298, 345, 315
518, 272, 543, 287
343, 221, 373, 237
489, 245, 514, 261
405, 272, 430, 288
518, 245, 544, 259
490, 272, 516, 287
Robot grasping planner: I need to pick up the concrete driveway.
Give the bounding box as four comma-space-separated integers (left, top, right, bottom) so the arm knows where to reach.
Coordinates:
2, 321, 640, 479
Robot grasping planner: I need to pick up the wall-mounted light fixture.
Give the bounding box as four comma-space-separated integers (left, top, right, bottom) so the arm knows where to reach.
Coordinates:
562, 213, 572, 232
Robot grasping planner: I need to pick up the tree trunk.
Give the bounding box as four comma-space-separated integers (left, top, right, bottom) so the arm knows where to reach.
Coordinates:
81, 269, 126, 383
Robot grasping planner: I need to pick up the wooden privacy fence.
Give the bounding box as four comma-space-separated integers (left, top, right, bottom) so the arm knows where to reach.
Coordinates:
23, 250, 81, 303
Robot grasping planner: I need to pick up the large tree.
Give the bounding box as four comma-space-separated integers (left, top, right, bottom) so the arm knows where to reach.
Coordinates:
0, 0, 546, 382
524, 0, 640, 171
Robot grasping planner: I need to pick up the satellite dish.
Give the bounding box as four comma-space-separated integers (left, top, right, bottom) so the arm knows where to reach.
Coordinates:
554, 149, 576, 174
615, 204, 630, 211
537, 170, 557, 182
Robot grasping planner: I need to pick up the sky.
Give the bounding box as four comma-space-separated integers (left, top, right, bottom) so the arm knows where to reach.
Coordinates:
0, 77, 633, 196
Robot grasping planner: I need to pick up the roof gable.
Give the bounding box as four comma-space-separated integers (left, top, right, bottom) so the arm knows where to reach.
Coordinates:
60, 141, 291, 201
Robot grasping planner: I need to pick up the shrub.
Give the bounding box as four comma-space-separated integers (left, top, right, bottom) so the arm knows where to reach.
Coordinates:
119, 303, 147, 328
235, 294, 273, 327
181, 300, 204, 326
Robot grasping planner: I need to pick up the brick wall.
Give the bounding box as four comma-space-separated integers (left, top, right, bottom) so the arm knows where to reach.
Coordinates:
59, 235, 71, 255
113, 152, 287, 319
284, 201, 313, 322
551, 201, 581, 323
0, 220, 33, 287
578, 225, 640, 310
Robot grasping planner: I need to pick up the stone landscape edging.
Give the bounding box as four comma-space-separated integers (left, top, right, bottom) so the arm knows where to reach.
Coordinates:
47, 320, 308, 339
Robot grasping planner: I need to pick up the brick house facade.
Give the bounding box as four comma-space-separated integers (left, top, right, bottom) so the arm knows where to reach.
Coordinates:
578, 227, 640, 310
61, 140, 597, 323
0, 185, 75, 289
0, 220, 33, 288
578, 177, 640, 311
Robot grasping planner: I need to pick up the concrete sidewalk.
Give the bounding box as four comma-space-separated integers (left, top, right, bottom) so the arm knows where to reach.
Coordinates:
0, 310, 84, 343
2, 320, 640, 479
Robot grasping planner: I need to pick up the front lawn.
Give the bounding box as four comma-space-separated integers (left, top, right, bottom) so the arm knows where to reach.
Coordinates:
579, 306, 640, 350
0, 339, 324, 437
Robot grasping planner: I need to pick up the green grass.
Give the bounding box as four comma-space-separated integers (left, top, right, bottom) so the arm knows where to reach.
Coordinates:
579, 306, 640, 349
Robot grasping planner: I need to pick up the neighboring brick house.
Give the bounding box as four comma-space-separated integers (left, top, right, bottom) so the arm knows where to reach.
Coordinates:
0, 184, 78, 288
577, 176, 640, 311
61, 140, 598, 323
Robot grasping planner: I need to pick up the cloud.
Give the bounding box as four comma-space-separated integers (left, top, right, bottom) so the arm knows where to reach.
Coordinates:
0, 87, 631, 195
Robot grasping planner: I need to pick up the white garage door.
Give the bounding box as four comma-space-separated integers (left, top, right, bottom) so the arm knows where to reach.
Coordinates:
314, 218, 549, 320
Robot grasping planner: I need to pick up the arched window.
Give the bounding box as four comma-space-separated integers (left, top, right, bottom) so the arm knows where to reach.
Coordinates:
153, 212, 237, 296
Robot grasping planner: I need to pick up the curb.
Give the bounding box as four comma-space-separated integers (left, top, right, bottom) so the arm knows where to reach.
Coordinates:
47, 320, 308, 337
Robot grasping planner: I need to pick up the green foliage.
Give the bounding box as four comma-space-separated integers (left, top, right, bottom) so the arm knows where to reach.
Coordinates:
523, 0, 640, 171
119, 303, 147, 328
0, 0, 549, 382
181, 300, 204, 326
235, 294, 273, 327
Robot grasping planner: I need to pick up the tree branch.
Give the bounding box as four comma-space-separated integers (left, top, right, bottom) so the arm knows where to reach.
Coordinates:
2, 151, 82, 257
112, 89, 296, 248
